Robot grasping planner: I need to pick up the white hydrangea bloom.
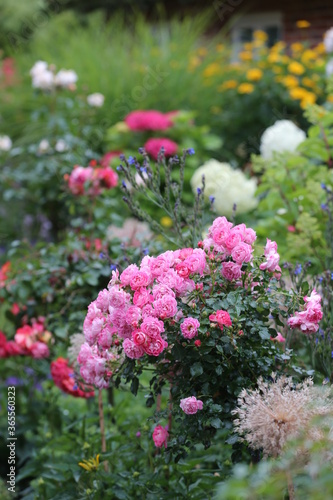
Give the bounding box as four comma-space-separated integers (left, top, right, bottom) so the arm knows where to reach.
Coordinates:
30, 60, 48, 78
54, 69, 78, 88
87, 93, 105, 107
324, 27, 333, 53
0, 135, 12, 151
190, 159, 258, 217
260, 120, 306, 159
326, 59, 333, 76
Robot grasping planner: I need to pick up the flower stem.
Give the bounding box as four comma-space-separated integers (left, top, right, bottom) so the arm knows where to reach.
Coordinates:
98, 389, 108, 472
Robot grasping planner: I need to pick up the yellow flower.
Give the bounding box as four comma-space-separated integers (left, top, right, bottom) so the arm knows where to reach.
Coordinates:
289, 87, 308, 100
203, 62, 221, 78
296, 20, 311, 28
160, 216, 173, 228
267, 53, 281, 63
282, 75, 299, 88
314, 42, 326, 54
271, 41, 286, 52
243, 42, 253, 50
288, 61, 305, 75
239, 51, 252, 61
216, 43, 225, 52
218, 79, 238, 91
197, 47, 208, 57
78, 455, 100, 472
253, 30, 268, 41
300, 92, 316, 108
238, 83, 254, 94
302, 77, 316, 89
246, 68, 263, 81
291, 42, 304, 53
301, 49, 317, 63
327, 95, 333, 103
188, 56, 200, 71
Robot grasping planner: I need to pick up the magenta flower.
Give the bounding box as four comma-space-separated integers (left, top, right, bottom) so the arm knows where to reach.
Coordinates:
180, 396, 203, 415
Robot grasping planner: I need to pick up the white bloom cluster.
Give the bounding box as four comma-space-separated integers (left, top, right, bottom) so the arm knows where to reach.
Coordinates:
260, 120, 306, 160
30, 61, 78, 90
87, 93, 105, 107
324, 27, 333, 53
326, 59, 333, 76
190, 159, 258, 217
0, 135, 12, 151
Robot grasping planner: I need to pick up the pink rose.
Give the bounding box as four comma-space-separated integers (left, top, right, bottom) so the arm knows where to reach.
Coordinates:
180, 396, 203, 415
153, 295, 178, 319
179, 248, 194, 260
231, 242, 253, 264
144, 336, 167, 356
130, 269, 152, 290
29, 341, 50, 358
209, 310, 232, 330
270, 332, 286, 342
224, 231, 242, 252
180, 317, 200, 339
244, 227, 257, 244
149, 255, 171, 277
184, 249, 206, 274
221, 262, 242, 281
125, 306, 142, 327
120, 264, 139, 286
141, 316, 165, 340
175, 262, 190, 278
152, 424, 169, 448
132, 330, 150, 347
133, 288, 153, 307
95, 289, 111, 312
123, 338, 145, 359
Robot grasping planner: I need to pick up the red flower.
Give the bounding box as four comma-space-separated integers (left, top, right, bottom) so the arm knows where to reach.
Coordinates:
125, 110, 172, 131
96, 167, 118, 188
0, 261, 10, 287
144, 138, 178, 160
51, 357, 95, 398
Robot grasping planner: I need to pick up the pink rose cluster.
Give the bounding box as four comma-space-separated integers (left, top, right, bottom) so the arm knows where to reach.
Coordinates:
202, 217, 257, 281
78, 247, 207, 388
288, 289, 323, 333
65, 162, 118, 196
78, 216, 288, 389
144, 137, 178, 160
180, 396, 203, 415
0, 319, 52, 359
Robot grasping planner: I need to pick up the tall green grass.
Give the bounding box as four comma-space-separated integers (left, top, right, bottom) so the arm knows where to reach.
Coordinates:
9, 10, 224, 128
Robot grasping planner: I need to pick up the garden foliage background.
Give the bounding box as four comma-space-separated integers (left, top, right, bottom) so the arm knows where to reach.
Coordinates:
1, 1, 333, 499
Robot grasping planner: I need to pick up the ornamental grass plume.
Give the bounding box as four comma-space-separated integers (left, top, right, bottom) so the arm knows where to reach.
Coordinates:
232, 374, 332, 458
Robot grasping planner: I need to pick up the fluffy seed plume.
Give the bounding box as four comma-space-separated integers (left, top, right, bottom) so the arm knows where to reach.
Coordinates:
232, 373, 332, 458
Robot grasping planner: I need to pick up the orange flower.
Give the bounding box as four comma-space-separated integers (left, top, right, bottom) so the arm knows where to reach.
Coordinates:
296, 20, 311, 28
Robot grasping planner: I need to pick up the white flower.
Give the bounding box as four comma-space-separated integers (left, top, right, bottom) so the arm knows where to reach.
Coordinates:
260, 120, 306, 159
30, 60, 48, 78
54, 69, 78, 89
87, 93, 105, 107
55, 139, 68, 152
324, 27, 333, 53
190, 159, 258, 217
326, 59, 333, 76
38, 139, 50, 153
32, 70, 54, 90
0, 135, 12, 151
